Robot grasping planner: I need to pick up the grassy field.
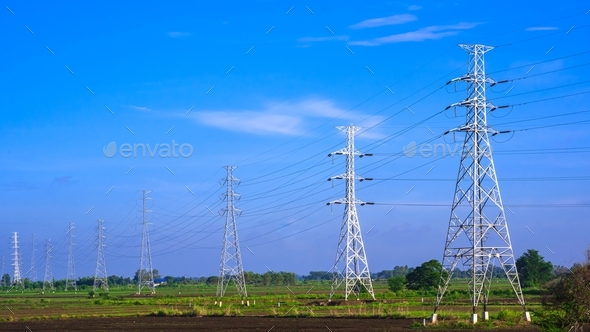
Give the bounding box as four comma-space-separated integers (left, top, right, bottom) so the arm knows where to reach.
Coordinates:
0, 279, 542, 329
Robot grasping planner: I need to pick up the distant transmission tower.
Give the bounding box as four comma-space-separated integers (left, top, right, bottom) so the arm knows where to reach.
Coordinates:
11, 232, 24, 289
216, 166, 247, 298
137, 190, 155, 295
93, 219, 109, 292
42, 239, 54, 292
1, 256, 5, 287
327, 125, 375, 301
65, 223, 77, 291
29, 234, 37, 282
431, 44, 529, 324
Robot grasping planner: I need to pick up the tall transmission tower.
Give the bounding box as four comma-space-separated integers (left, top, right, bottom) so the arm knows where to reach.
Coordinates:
29, 234, 37, 282
216, 166, 247, 299
42, 239, 54, 292
1, 256, 5, 287
11, 232, 24, 289
137, 190, 155, 295
431, 44, 529, 324
65, 223, 77, 291
327, 126, 375, 301
93, 219, 109, 292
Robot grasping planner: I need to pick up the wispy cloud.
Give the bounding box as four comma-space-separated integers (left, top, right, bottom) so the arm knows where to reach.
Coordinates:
526, 26, 558, 31
349, 22, 481, 46
297, 35, 349, 43
192, 99, 384, 137
129, 105, 152, 112
0, 181, 37, 191
349, 14, 417, 29
167, 31, 191, 38
53, 176, 76, 185
408, 5, 423, 11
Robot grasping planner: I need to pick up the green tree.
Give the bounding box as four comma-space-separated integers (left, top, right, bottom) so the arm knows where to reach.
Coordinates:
1, 273, 10, 286
406, 259, 446, 290
515, 249, 553, 287
540, 247, 590, 330
387, 275, 406, 292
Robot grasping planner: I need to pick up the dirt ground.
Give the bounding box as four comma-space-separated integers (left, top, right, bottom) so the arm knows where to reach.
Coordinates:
0, 316, 541, 331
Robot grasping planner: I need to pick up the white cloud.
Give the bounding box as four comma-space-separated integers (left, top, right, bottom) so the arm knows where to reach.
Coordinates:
408, 5, 423, 10
129, 105, 152, 111
526, 26, 558, 31
349, 22, 481, 46
193, 99, 385, 137
297, 35, 349, 43
349, 14, 417, 29
167, 31, 191, 38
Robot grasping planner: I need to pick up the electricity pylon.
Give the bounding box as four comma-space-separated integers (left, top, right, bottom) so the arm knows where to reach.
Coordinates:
42, 239, 54, 292
432, 44, 528, 324
327, 125, 375, 301
29, 234, 37, 282
11, 232, 24, 289
216, 166, 247, 298
1, 256, 5, 287
93, 219, 109, 292
65, 223, 77, 291
137, 190, 155, 295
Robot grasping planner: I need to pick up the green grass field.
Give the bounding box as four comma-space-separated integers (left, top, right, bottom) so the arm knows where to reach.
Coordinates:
0, 279, 543, 328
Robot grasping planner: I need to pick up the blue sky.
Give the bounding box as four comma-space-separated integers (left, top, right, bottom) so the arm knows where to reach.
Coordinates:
1, 1, 590, 280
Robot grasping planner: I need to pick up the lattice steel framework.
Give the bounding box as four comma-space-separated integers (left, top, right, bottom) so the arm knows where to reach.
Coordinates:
327, 126, 375, 301
30, 234, 37, 282
137, 190, 156, 295
433, 44, 526, 316
42, 239, 54, 292
0, 256, 5, 287
93, 219, 109, 292
11, 232, 24, 289
216, 166, 247, 298
65, 223, 77, 291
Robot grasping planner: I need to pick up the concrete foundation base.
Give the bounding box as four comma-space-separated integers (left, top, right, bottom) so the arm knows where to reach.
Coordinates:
471, 313, 478, 324
523, 311, 531, 322
430, 313, 438, 323
483, 311, 489, 321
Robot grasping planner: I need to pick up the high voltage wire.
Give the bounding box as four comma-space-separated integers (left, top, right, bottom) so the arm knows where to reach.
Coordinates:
16, 8, 590, 274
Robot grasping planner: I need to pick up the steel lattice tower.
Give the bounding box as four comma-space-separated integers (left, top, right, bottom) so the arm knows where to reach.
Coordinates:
1, 256, 5, 287
432, 44, 528, 324
65, 223, 77, 291
327, 126, 375, 301
216, 166, 247, 298
30, 234, 37, 282
137, 190, 155, 295
42, 239, 54, 292
93, 219, 109, 292
11, 232, 24, 289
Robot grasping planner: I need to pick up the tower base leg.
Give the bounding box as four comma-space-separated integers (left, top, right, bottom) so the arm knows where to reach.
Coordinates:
471, 313, 478, 324
430, 313, 438, 323
523, 311, 531, 322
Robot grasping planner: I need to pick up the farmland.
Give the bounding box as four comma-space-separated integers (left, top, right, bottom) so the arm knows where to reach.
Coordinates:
0, 280, 541, 330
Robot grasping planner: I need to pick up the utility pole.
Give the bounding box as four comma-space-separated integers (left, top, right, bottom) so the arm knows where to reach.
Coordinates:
42, 239, 54, 293
93, 219, 109, 293
30, 234, 37, 282
216, 166, 247, 299
11, 232, 23, 289
431, 44, 528, 324
65, 223, 77, 291
327, 125, 375, 301
137, 190, 155, 295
